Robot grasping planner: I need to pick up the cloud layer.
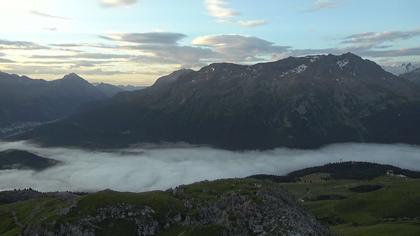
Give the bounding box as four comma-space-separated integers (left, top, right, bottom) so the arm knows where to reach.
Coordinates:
1, 142, 420, 192
1, 27, 419, 84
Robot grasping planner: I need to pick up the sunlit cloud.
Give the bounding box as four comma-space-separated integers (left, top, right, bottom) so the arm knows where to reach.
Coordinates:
204, 0, 267, 27
204, 0, 237, 21
193, 34, 290, 62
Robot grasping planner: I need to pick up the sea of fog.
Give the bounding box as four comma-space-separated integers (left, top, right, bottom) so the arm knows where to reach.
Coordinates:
1, 141, 420, 192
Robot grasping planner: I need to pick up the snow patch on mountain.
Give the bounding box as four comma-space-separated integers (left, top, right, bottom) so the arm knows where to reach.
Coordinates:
280, 64, 308, 78
292, 64, 308, 74
306, 55, 321, 63
337, 60, 349, 69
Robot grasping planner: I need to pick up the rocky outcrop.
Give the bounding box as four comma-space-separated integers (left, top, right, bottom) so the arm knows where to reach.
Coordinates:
7, 179, 330, 236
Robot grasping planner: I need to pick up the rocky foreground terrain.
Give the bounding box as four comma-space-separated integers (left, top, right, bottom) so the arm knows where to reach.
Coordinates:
0, 179, 330, 236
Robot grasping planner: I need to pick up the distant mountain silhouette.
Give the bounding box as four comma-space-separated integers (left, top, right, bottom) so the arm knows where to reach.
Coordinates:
0, 72, 107, 136
400, 67, 420, 86
94, 83, 148, 97
12, 53, 420, 149
95, 82, 124, 97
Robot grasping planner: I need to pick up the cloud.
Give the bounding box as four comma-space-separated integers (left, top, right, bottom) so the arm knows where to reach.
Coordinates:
29, 52, 132, 60
360, 47, 420, 58
204, 0, 237, 21
0, 39, 48, 50
305, 0, 341, 12
341, 29, 420, 47
43, 27, 58, 32
130, 45, 216, 68
0, 53, 14, 63
101, 32, 216, 67
287, 28, 420, 59
2, 28, 419, 82
0, 58, 14, 63
204, 0, 267, 27
101, 32, 187, 45
193, 34, 290, 62
100, 0, 138, 7
1, 142, 420, 192
238, 20, 267, 27
2, 64, 129, 76
288, 45, 420, 59
30, 10, 71, 20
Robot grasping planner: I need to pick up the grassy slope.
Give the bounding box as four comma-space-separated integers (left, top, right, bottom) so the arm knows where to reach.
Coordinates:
1, 175, 419, 236
0, 179, 267, 236
280, 175, 420, 236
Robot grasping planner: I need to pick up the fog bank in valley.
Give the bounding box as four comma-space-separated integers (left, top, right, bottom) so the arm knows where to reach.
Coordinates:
1, 141, 420, 192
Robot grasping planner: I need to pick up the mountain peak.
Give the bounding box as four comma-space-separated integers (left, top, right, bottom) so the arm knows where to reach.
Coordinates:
338, 52, 364, 61
62, 73, 85, 81
153, 68, 195, 87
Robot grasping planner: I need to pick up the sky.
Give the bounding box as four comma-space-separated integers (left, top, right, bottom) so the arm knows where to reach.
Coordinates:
0, 0, 419, 85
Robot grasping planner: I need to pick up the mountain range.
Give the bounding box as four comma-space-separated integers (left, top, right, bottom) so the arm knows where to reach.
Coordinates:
12, 52, 420, 149
0, 72, 146, 137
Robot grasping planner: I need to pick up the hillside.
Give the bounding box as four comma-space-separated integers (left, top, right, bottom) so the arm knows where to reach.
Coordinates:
0, 179, 330, 236
15, 53, 420, 150
269, 162, 420, 236
250, 161, 420, 182
0, 149, 59, 170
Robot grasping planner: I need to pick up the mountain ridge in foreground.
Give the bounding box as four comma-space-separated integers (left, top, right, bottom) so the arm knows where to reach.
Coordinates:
0, 178, 330, 236
11, 52, 420, 149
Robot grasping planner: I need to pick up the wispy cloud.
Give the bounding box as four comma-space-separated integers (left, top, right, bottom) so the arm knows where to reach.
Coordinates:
30, 10, 71, 20
0, 39, 48, 50
341, 29, 420, 47
238, 20, 267, 27
101, 32, 187, 45
43, 27, 58, 32
305, 0, 341, 12
0, 58, 14, 63
29, 52, 132, 60
99, 0, 138, 7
